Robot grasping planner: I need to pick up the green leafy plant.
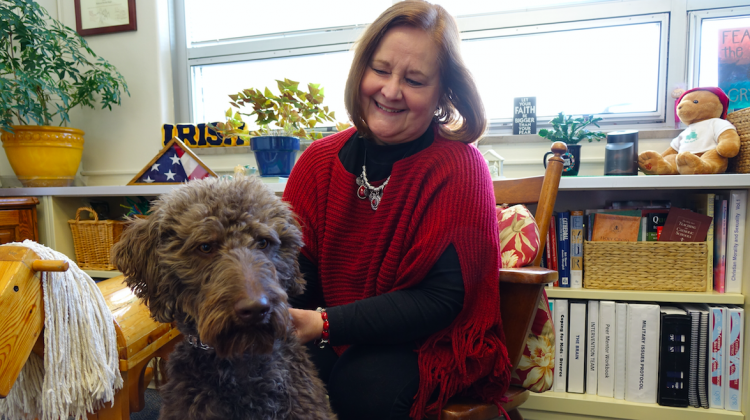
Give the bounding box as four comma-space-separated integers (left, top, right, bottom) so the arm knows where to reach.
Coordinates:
0, 0, 129, 133
213, 78, 350, 141
538, 112, 606, 145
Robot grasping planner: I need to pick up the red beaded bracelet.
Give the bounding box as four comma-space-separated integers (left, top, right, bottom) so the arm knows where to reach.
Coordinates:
315, 307, 330, 349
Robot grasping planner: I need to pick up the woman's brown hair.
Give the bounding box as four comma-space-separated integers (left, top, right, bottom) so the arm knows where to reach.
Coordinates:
344, 0, 487, 143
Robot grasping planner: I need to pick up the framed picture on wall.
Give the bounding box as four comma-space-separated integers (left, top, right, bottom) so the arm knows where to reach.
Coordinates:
74, 0, 137, 36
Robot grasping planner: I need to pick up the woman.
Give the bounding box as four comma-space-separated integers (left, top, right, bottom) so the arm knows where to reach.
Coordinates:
284, 1, 511, 419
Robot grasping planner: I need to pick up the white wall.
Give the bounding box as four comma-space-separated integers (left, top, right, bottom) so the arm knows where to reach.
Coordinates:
0, 0, 179, 186
0, 1, 674, 186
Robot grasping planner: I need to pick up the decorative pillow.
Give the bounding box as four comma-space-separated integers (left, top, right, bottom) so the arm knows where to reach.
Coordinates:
496, 204, 540, 268
510, 290, 555, 392
496, 204, 554, 392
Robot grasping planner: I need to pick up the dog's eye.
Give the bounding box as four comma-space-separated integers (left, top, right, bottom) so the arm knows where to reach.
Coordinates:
693, 100, 699, 104
198, 243, 213, 253
256, 238, 269, 249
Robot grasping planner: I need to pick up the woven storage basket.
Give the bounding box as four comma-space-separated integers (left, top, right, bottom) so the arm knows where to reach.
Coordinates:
727, 107, 750, 173
583, 241, 707, 291
68, 207, 126, 270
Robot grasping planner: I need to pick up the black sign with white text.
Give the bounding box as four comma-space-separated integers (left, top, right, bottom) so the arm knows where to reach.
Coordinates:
513, 97, 537, 135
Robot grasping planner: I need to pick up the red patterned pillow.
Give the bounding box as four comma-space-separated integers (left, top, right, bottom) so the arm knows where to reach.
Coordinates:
497, 205, 554, 392
510, 290, 555, 392
496, 204, 540, 268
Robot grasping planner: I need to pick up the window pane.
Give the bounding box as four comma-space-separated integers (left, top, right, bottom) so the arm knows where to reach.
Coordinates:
191, 52, 354, 128
434, 0, 611, 17
698, 16, 750, 112
184, 0, 391, 46
462, 22, 662, 120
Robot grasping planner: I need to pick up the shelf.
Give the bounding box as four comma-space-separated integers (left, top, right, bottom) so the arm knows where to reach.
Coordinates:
521, 392, 743, 420
545, 288, 745, 305
558, 174, 750, 191
84, 270, 123, 280
0, 179, 287, 197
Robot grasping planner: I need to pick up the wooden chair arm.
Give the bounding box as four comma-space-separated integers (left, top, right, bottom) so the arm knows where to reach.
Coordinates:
498, 266, 558, 285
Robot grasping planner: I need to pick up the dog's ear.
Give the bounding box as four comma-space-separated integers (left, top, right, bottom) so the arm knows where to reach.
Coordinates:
111, 215, 175, 323
274, 211, 306, 298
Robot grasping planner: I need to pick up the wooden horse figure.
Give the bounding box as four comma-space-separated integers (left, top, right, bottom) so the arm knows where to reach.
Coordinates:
0, 245, 181, 420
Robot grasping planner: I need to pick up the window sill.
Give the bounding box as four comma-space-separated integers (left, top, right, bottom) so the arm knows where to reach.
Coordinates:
479, 128, 681, 145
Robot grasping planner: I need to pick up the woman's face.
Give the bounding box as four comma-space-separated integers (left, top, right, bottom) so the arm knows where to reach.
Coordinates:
359, 26, 442, 146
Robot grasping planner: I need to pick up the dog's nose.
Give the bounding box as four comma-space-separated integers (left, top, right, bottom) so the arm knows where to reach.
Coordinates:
234, 297, 270, 323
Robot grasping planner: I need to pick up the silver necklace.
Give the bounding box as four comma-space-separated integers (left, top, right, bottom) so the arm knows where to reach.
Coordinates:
356, 150, 390, 211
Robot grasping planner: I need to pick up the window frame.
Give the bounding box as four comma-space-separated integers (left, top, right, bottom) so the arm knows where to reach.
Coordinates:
459, 13, 670, 130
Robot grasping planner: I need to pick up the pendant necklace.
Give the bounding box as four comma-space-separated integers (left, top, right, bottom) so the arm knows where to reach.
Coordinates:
356, 149, 390, 211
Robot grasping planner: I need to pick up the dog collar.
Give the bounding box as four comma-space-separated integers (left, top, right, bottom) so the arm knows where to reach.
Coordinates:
186, 334, 213, 351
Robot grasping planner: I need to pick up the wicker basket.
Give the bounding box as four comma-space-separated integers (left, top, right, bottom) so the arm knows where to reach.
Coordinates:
583, 241, 707, 291
727, 107, 750, 173
68, 207, 126, 270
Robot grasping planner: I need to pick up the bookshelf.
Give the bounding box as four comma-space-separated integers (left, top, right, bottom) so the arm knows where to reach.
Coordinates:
524, 392, 744, 420
546, 288, 744, 305
520, 174, 750, 420
0, 175, 746, 419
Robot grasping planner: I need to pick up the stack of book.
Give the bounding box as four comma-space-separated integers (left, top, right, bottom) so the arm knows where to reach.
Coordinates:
550, 299, 744, 411
541, 190, 747, 293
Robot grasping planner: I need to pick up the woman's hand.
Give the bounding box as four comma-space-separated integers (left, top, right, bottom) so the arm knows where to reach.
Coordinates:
289, 307, 324, 344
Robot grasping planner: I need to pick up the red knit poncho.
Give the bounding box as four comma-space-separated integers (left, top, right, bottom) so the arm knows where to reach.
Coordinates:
283, 128, 511, 418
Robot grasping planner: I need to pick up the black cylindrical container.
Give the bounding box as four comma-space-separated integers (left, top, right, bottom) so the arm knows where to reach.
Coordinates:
604, 130, 639, 176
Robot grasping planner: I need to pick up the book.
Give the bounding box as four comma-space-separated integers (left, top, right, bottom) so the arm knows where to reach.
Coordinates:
568, 301, 587, 394
614, 302, 628, 400
592, 213, 641, 242
556, 211, 571, 288
657, 306, 691, 407
658, 207, 713, 242
549, 216, 559, 286
709, 306, 727, 408
679, 303, 710, 408
724, 190, 747, 294
570, 211, 584, 288
714, 197, 728, 293
646, 212, 668, 241
699, 305, 711, 408
586, 209, 643, 241
597, 301, 616, 398
725, 307, 743, 412
689, 193, 715, 293
586, 300, 599, 395
625, 303, 661, 404
640, 216, 647, 241
553, 299, 569, 393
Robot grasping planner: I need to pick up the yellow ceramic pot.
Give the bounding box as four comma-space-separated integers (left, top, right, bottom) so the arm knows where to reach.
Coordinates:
1, 126, 84, 187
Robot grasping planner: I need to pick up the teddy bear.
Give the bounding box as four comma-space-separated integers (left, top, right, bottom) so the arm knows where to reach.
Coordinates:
638, 87, 741, 175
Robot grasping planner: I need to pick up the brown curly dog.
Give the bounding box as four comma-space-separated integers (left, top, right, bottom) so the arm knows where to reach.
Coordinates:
111, 176, 335, 420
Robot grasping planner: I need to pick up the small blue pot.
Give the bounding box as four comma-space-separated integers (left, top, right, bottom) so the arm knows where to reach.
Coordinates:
251, 136, 300, 177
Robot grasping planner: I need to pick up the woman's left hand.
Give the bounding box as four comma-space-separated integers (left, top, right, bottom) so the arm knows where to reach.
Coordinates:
289, 307, 324, 344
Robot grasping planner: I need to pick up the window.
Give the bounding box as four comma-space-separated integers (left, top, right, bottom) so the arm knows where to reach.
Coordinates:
461, 15, 667, 129
176, 1, 745, 132
689, 6, 750, 113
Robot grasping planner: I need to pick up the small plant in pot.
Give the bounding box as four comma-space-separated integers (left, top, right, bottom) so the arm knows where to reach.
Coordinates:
0, 0, 129, 187
538, 112, 606, 176
213, 78, 350, 177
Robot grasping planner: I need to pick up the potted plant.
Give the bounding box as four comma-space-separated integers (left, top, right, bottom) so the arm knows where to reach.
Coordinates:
0, 0, 128, 187
213, 78, 349, 177
538, 112, 606, 176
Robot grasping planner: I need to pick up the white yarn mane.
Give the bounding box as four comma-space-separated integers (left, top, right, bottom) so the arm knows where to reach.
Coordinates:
0, 240, 123, 420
